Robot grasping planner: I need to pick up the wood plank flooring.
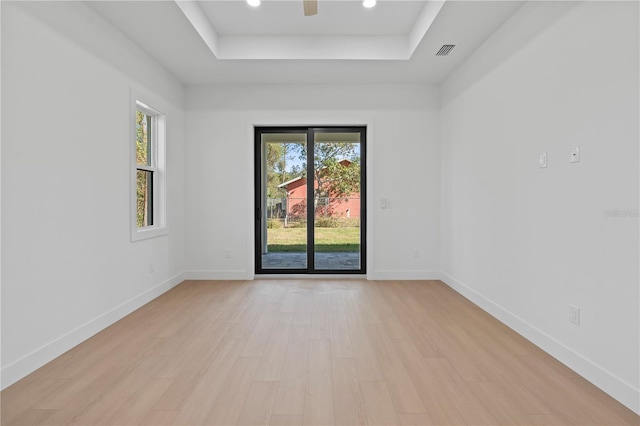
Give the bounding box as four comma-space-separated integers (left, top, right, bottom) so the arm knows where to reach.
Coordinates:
2, 279, 638, 425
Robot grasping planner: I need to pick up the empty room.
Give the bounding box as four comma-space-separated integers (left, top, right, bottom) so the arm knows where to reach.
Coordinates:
1, 0, 639, 425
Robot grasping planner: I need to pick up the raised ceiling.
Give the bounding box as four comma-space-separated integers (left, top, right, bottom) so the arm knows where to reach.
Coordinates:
200, 1, 428, 36
86, 0, 525, 85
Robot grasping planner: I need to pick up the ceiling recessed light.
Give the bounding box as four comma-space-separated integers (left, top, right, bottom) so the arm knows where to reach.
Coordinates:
363, 0, 376, 8
247, 0, 260, 7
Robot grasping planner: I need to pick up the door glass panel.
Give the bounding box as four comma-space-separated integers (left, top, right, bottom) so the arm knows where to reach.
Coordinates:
261, 133, 307, 270
313, 132, 361, 270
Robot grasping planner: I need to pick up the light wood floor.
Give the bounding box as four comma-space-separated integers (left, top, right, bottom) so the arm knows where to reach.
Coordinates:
2, 280, 638, 425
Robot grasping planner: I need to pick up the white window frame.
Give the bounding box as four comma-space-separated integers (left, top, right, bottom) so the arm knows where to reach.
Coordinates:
131, 95, 167, 241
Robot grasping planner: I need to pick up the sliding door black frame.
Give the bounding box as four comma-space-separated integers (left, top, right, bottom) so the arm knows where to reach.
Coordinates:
254, 126, 367, 275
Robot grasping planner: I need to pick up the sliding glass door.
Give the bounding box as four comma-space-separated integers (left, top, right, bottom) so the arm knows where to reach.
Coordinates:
255, 127, 366, 274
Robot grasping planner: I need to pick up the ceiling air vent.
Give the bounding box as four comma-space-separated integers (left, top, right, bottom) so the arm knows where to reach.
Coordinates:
436, 45, 456, 56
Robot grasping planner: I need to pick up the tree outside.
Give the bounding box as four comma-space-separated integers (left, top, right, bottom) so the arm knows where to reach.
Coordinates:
136, 111, 151, 227
265, 142, 303, 201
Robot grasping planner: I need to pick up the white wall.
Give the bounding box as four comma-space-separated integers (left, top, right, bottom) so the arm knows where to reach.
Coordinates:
1, 2, 186, 389
440, 1, 639, 413
184, 84, 440, 280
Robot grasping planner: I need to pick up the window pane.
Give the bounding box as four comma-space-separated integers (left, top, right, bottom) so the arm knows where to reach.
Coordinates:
136, 169, 154, 227
136, 111, 152, 167
261, 135, 307, 270
313, 135, 361, 271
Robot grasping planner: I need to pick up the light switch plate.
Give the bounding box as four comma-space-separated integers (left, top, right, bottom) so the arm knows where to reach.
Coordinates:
539, 152, 547, 168
570, 146, 580, 163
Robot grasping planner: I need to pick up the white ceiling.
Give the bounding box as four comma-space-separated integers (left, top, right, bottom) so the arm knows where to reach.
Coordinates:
86, 0, 525, 85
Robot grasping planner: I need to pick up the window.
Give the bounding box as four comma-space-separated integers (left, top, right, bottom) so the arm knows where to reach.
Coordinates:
131, 98, 166, 241
136, 109, 154, 227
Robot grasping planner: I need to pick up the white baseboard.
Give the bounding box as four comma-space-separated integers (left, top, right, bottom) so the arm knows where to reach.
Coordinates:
371, 270, 442, 280
184, 270, 250, 280
186, 270, 442, 281
0, 272, 186, 391
439, 272, 640, 415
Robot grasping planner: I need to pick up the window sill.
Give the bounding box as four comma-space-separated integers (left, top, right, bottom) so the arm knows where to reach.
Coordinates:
131, 226, 168, 242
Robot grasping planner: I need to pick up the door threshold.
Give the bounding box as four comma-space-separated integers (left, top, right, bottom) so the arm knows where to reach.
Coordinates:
254, 274, 367, 280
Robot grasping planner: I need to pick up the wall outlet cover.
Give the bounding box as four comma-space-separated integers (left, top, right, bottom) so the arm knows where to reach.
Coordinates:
569, 305, 581, 325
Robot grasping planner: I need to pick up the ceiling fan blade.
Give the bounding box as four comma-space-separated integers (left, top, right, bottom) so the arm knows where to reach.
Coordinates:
303, 0, 317, 16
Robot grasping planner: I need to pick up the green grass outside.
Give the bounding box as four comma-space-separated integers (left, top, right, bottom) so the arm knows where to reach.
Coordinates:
267, 227, 360, 252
